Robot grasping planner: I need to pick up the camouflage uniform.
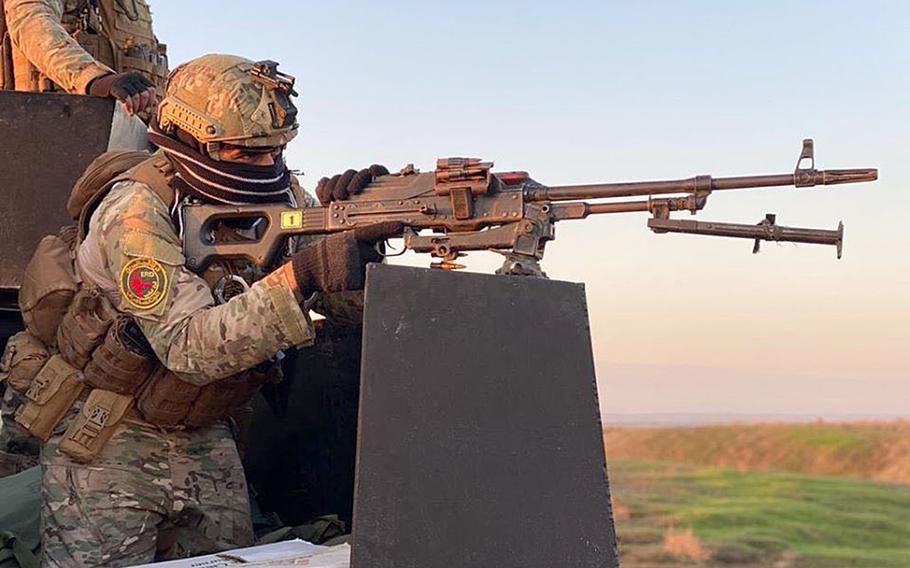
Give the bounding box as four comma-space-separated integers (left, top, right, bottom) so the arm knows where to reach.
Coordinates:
0, 0, 166, 463
23, 53, 324, 565
77, 182, 313, 382
38, 176, 316, 566
0, 0, 167, 472
3, 0, 167, 93
41, 420, 252, 566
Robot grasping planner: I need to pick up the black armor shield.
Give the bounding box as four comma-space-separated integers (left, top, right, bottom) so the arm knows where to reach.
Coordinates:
352, 264, 619, 568
0, 91, 115, 291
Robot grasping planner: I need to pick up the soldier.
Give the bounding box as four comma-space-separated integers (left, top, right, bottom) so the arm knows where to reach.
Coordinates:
0, 0, 168, 475
20, 53, 396, 566
0, 0, 167, 115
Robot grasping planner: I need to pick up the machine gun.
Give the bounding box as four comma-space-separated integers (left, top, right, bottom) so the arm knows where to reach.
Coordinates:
182, 139, 877, 277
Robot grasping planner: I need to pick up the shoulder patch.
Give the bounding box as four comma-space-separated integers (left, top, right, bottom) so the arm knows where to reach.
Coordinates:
120, 257, 169, 310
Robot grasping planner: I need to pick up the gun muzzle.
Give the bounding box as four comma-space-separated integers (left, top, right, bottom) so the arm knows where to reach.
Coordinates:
799, 168, 878, 187
647, 214, 844, 259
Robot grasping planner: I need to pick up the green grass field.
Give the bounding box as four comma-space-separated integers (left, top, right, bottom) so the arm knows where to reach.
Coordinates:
604, 421, 910, 565
609, 460, 910, 567
605, 423, 910, 568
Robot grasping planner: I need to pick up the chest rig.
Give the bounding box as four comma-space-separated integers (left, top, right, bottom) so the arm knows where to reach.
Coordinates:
5, 0, 167, 92
9, 153, 280, 463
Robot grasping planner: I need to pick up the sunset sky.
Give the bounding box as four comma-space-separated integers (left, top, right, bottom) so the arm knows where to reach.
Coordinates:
153, 1, 907, 419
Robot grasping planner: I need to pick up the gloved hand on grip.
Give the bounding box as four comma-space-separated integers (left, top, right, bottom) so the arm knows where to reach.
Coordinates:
88, 72, 157, 116
287, 221, 403, 298
316, 164, 389, 205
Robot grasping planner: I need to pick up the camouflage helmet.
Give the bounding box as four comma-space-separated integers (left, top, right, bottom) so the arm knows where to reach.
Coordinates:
157, 54, 299, 158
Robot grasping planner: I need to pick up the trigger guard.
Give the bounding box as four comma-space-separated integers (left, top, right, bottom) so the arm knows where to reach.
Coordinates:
374, 238, 406, 258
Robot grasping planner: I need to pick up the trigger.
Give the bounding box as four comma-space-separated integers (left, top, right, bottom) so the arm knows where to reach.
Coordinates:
375, 238, 406, 258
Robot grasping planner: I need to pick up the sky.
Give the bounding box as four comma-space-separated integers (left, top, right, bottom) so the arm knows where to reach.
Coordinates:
152, 1, 908, 419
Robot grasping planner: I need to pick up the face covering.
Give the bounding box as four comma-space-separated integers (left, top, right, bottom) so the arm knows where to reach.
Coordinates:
148, 121, 292, 205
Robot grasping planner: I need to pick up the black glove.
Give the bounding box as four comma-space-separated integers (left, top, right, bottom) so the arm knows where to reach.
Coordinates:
289, 221, 402, 296
316, 164, 389, 206
87, 72, 156, 115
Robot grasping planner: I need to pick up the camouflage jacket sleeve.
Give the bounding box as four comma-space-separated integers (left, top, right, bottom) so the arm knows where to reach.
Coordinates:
92, 181, 315, 386
5, 0, 113, 93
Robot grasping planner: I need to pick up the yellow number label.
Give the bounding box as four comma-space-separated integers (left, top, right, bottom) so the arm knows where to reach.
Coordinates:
280, 211, 303, 230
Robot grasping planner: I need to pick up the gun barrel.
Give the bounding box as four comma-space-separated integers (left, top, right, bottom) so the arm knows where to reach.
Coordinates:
531, 168, 878, 201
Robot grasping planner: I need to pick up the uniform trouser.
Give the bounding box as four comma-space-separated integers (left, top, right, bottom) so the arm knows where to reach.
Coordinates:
40, 419, 254, 567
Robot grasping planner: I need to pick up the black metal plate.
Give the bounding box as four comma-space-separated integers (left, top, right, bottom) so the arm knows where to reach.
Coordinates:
352, 264, 618, 568
0, 91, 114, 288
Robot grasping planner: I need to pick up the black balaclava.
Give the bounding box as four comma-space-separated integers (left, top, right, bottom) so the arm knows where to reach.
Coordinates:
148, 121, 293, 205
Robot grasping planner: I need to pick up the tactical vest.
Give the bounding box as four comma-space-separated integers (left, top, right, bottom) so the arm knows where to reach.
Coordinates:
5, 153, 279, 464
2, 0, 167, 93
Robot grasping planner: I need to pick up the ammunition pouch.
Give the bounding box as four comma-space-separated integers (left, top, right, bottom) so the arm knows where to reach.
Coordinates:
19, 235, 79, 346
56, 288, 116, 369
119, 49, 168, 90
15, 355, 85, 441
0, 332, 50, 393
184, 366, 278, 428
59, 389, 132, 463
98, 0, 168, 92
136, 364, 280, 430
83, 317, 155, 394
72, 29, 116, 71
136, 367, 200, 429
